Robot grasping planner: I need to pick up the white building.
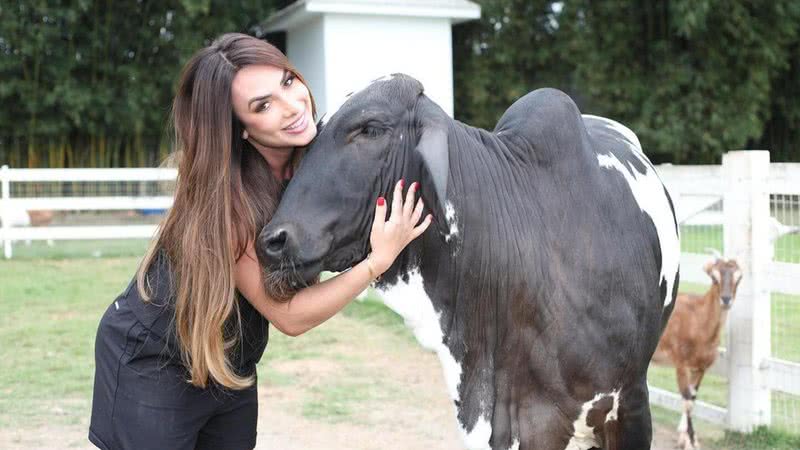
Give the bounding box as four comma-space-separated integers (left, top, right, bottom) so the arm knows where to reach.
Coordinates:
263, 0, 481, 118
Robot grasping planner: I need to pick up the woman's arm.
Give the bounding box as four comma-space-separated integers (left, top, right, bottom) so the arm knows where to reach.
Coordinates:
235, 180, 430, 336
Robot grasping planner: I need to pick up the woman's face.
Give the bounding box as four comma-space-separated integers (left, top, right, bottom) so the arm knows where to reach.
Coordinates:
231, 65, 317, 150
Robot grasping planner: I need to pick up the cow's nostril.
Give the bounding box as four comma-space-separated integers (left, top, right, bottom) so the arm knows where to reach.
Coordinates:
265, 229, 288, 256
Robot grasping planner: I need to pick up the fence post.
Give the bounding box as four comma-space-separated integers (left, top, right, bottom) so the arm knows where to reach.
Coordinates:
1, 164, 11, 259
723, 150, 771, 431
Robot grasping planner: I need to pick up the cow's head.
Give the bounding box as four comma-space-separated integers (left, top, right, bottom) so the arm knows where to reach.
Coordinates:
255, 74, 449, 300
703, 258, 742, 309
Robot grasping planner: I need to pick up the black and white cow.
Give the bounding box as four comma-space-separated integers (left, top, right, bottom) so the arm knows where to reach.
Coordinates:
257, 74, 680, 450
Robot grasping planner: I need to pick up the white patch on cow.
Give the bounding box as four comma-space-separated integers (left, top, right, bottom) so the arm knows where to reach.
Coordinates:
584, 114, 642, 153
344, 74, 397, 100
375, 270, 461, 396
508, 439, 520, 450
375, 269, 491, 450
592, 118, 680, 308
444, 201, 459, 242
329, 74, 399, 115
565, 391, 620, 450
606, 391, 620, 422
458, 415, 493, 450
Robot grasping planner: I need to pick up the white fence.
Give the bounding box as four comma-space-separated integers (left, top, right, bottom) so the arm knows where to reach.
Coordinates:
0, 164, 176, 258
650, 151, 800, 433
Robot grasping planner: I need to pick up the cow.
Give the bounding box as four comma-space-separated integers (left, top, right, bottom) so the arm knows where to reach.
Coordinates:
256, 74, 680, 450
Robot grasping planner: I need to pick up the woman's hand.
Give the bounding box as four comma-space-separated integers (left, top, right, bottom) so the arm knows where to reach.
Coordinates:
367, 179, 432, 277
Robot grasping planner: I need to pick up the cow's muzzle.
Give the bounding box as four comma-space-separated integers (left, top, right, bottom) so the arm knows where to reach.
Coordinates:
256, 223, 326, 300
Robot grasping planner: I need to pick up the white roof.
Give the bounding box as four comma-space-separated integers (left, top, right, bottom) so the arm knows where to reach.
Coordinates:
263, 0, 481, 32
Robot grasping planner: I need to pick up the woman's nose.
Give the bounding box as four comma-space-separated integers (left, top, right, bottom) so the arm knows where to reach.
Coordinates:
281, 96, 304, 117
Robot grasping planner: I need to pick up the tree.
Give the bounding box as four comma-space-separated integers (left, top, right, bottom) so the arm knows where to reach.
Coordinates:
453, 0, 800, 163
0, 0, 281, 168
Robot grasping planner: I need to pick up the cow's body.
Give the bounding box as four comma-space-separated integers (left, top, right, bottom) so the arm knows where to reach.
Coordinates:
259, 76, 680, 450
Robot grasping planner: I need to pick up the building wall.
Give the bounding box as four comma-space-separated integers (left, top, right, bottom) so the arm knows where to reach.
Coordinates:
286, 16, 327, 118
320, 14, 455, 117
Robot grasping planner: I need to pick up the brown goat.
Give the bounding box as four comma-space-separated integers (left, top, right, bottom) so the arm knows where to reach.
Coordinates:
651, 257, 742, 450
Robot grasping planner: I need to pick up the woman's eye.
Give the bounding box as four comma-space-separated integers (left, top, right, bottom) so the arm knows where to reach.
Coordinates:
284, 75, 295, 87
257, 102, 270, 112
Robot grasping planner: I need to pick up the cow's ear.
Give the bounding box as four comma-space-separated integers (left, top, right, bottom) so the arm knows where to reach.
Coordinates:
416, 127, 448, 211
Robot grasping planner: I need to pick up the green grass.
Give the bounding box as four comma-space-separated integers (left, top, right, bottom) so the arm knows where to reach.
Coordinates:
0, 255, 415, 432
300, 376, 398, 423
340, 291, 414, 340
2, 250, 798, 443
773, 292, 800, 362
651, 405, 800, 450
680, 224, 800, 263
0, 256, 141, 429
714, 427, 800, 450
258, 290, 412, 424
7, 238, 150, 260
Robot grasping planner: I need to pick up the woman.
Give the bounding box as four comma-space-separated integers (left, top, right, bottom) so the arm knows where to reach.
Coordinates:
89, 33, 430, 450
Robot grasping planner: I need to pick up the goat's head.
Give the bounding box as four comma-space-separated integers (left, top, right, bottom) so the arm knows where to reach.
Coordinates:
703, 258, 742, 309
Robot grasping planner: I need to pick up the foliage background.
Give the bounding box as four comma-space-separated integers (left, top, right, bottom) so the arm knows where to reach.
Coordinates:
1, 0, 798, 168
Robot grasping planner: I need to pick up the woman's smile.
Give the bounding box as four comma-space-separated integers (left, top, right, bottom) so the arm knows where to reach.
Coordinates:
283, 110, 308, 134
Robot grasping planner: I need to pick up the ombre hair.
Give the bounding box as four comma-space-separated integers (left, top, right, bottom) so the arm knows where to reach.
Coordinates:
136, 33, 316, 390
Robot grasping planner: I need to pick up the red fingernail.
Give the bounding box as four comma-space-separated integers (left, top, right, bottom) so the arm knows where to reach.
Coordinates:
413, 182, 419, 191
399, 179, 404, 189
377, 197, 385, 206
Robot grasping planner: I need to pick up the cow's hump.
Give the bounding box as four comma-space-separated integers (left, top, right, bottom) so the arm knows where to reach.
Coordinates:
493, 87, 591, 163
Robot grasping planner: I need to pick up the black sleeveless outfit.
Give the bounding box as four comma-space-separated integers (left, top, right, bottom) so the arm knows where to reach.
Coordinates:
88, 248, 269, 450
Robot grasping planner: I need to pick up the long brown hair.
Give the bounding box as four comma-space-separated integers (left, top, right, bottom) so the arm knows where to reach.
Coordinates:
136, 33, 316, 390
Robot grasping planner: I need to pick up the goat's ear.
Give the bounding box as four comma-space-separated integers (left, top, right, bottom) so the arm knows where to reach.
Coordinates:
703, 261, 714, 275
414, 96, 449, 215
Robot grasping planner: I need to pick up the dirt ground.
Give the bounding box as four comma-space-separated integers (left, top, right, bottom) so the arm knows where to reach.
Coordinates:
0, 306, 681, 450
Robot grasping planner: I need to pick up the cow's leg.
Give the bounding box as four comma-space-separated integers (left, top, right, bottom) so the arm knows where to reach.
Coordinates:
675, 366, 697, 450
516, 396, 573, 450
615, 378, 652, 450
600, 416, 620, 450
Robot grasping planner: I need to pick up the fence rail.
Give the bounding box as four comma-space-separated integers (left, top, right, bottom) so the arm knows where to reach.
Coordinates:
0, 165, 176, 258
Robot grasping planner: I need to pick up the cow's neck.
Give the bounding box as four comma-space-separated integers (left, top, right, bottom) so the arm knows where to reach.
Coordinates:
377, 121, 543, 432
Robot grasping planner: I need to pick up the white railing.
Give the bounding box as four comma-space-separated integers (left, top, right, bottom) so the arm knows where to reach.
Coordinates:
0, 165, 177, 258
650, 151, 800, 432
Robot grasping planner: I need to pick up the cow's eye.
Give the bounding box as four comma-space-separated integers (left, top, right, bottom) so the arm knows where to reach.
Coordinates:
360, 125, 384, 139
